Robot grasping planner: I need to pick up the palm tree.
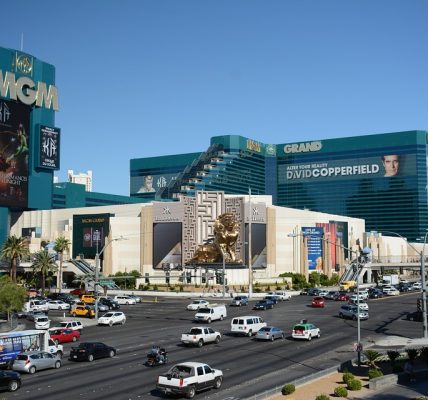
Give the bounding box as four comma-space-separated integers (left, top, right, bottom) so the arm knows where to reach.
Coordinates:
0, 235, 29, 284
54, 236, 71, 292
31, 250, 57, 294
72, 273, 95, 291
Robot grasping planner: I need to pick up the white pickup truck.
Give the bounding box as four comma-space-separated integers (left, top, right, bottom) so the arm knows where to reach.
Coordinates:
181, 327, 221, 347
157, 362, 223, 398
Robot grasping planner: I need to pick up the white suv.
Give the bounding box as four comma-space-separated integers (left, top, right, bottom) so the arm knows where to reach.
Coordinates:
98, 311, 126, 326
58, 320, 83, 332
114, 295, 136, 305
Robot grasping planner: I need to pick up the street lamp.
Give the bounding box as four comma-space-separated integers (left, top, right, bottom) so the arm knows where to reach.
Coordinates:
287, 232, 363, 366
94, 232, 127, 320
381, 230, 428, 338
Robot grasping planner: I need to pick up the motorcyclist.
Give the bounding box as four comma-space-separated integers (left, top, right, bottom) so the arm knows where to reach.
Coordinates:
148, 345, 167, 365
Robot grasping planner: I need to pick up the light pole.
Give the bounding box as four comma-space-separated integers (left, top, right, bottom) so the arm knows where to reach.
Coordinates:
94, 231, 126, 320
382, 230, 428, 338
221, 250, 226, 298
287, 232, 363, 365
248, 187, 253, 299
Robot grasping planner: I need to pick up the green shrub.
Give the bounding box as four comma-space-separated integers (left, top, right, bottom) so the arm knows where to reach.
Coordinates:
387, 350, 401, 365
315, 395, 331, 400
281, 384, 295, 395
407, 349, 419, 361
342, 372, 354, 384
393, 365, 404, 373
347, 379, 362, 391
368, 369, 383, 379
364, 349, 381, 368
333, 386, 348, 397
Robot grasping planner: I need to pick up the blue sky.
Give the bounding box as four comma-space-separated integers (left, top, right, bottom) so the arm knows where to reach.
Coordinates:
2, 1, 427, 195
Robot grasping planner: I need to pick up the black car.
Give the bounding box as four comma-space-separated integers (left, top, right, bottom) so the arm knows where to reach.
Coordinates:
0, 370, 21, 392
307, 288, 321, 297
48, 293, 76, 305
253, 300, 274, 310
69, 342, 116, 362
99, 298, 120, 310
368, 288, 384, 299
398, 283, 412, 292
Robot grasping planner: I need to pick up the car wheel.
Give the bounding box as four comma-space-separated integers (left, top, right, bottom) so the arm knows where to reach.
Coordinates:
29, 366, 36, 374
207, 318, 212, 324
215, 336, 220, 344
55, 360, 61, 369
109, 320, 113, 327
317, 331, 321, 338
88, 354, 94, 362
247, 330, 253, 337
109, 350, 115, 358
58, 306, 62, 310
72, 312, 76, 317
56, 351, 63, 359
270, 336, 274, 342
121, 319, 126, 325
186, 386, 196, 399
339, 313, 344, 319
71, 336, 77, 342
214, 376, 222, 389
126, 301, 130, 305
220, 315, 224, 321
8, 380, 19, 392
198, 339, 204, 348
281, 333, 285, 339
352, 315, 357, 321
308, 334, 312, 341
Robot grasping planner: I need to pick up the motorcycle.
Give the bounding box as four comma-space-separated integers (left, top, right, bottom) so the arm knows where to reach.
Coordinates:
146, 349, 168, 367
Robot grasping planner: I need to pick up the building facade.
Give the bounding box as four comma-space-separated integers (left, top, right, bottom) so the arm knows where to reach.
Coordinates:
67, 170, 93, 192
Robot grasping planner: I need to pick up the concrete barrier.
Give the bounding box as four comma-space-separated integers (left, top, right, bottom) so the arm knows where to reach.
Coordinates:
369, 373, 398, 390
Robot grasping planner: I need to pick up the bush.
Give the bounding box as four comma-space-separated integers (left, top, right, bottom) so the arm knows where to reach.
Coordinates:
281, 384, 295, 395
315, 395, 330, 400
342, 372, 354, 384
387, 350, 401, 365
333, 386, 347, 397
364, 349, 381, 368
368, 369, 383, 379
407, 349, 419, 361
393, 365, 403, 373
347, 379, 362, 391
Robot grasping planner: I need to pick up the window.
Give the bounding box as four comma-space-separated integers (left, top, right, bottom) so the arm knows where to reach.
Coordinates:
197, 366, 204, 376
204, 365, 212, 374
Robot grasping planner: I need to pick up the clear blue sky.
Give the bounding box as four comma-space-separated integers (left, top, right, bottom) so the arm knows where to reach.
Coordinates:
2, 1, 427, 195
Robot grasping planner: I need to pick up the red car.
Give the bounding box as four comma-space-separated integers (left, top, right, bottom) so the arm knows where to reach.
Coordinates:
49, 328, 81, 344
70, 288, 85, 296
311, 296, 325, 308
335, 293, 350, 302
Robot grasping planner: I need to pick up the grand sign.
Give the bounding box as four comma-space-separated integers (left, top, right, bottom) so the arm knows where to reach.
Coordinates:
284, 141, 322, 154
0, 70, 59, 111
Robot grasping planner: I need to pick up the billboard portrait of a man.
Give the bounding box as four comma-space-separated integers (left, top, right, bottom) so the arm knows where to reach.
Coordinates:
382, 155, 400, 177
137, 175, 156, 193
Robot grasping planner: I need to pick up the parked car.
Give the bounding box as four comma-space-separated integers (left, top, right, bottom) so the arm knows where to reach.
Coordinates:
34, 316, 51, 330
398, 283, 413, 292
339, 305, 369, 320
97, 311, 126, 326
253, 299, 274, 310
49, 328, 80, 344
412, 282, 422, 290
99, 297, 120, 310
230, 296, 249, 306
186, 300, 210, 311
311, 296, 325, 308
292, 321, 321, 341
324, 291, 339, 300
113, 295, 136, 305
58, 320, 83, 332
255, 326, 284, 341
47, 300, 71, 310
69, 342, 116, 362
80, 295, 96, 304
70, 305, 95, 318
12, 351, 61, 374
358, 290, 369, 300
97, 303, 109, 312
0, 370, 21, 392
382, 286, 400, 296
369, 288, 384, 298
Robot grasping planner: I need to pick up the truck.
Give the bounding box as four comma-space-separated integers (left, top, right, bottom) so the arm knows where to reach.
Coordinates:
340, 280, 356, 291
181, 327, 221, 347
382, 274, 399, 286
0, 330, 63, 367
156, 362, 223, 398
194, 304, 227, 324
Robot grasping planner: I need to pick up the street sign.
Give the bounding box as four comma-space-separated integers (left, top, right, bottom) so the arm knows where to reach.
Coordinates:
354, 342, 363, 352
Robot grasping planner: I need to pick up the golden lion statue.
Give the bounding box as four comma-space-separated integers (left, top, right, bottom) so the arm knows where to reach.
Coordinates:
188, 213, 241, 264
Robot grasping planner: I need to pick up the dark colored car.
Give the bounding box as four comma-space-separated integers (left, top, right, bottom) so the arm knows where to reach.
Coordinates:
368, 288, 384, 299
334, 292, 350, 302
0, 370, 21, 392
324, 291, 339, 300
69, 342, 116, 362
70, 288, 86, 296
99, 298, 120, 310
311, 296, 325, 308
48, 293, 76, 304
307, 288, 321, 297
253, 300, 274, 310
264, 295, 281, 304
398, 283, 412, 292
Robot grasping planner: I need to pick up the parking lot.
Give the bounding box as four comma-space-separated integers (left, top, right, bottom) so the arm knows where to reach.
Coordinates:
3, 291, 423, 400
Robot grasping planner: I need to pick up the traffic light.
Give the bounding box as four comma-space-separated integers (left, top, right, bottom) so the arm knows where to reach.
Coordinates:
417, 299, 422, 311
186, 272, 192, 284
165, 271, 170, 285
216, 271, 223, 285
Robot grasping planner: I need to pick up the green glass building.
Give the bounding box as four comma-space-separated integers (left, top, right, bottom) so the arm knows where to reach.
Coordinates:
131, 131, 428, 241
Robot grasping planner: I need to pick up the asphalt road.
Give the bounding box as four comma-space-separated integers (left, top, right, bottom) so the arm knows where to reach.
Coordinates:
3, 292, 423, 400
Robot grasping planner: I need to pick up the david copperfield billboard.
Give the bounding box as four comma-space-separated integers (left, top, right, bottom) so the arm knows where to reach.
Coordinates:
0, 100, 30, 208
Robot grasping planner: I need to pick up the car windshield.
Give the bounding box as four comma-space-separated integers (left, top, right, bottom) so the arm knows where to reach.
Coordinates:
103, 313, 114, 318
294, 325, 306, 331
198, 308, 211, 313
258, 327, 269, 332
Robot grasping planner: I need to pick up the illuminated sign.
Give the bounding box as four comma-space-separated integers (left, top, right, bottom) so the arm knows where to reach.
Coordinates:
0, 70, 59, 111
284, 141, 322, 154
246, 139, 262, 153
38, 125, 60, 170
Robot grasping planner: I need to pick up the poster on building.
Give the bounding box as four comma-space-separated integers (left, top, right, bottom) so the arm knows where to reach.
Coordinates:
245, 223, 267, 268
131, 173, 178, 196
0, 99, 30, 208
153, 222, 182, 269
302, 227, 323, 271
38, 125, 60, 170
72, 214, 111, 258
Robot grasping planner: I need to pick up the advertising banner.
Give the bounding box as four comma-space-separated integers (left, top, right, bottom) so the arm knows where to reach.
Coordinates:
302, 227, 323, 271
153, 222, 182, 269
279, 154, 416, 184
0, 99, 30, 208
72, 214, 111, 258
131, 173, 178, 195
38, 125, 60, 170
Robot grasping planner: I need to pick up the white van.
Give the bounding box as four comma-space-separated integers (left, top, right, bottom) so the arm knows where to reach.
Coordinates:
23, 300, 49, 313
231, 316, 267, 336
194, 304, 227, 323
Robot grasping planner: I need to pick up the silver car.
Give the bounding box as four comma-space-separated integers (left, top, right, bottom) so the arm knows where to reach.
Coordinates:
339, 305, 369, 320
255, 326, 284, 341
13, 351, 61, 374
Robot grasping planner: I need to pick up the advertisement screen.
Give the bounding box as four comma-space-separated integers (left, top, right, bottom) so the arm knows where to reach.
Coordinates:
153, 222, 182, 269
245, 223, 267, 268
302, 227, 323, 271
38, 125, 60, 170
72, 214, 111, 259
0, 100, 30, 208
131, 173, 178, 196
279, 154, 416, 184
